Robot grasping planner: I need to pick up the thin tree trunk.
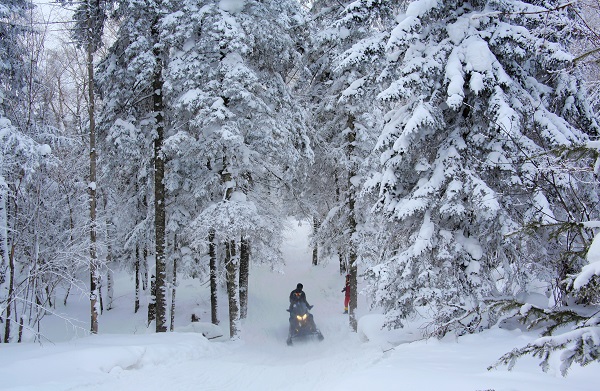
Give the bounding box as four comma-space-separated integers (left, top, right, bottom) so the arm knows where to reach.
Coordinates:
87, 15, 99, 335
335, 176, 346, 275
0, 191, 8, 298
17, 316, 23, 343
104, 192, 114, 311
147, 273, 156, 326
348, 255, 358, 332
239, 237, 249, 319
221, 157, 239, 337
4, 178, 22, 343
63, 285, 71, 307
45, 286, 53, 309
3, 244, 16, 342
142, 246, 148, 291
170, 247, 177, 332
106, 265, 114, 311
312, 218, 319, 266
226, 240, 239, 338
135, 245, 140, 313
98, 275, 104, 314
151, 16, 167, 333
347, 115, 358, 332
209, 229, 219, 325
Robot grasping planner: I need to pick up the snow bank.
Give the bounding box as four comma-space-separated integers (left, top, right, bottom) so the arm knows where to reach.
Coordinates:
0, 333, 217, 390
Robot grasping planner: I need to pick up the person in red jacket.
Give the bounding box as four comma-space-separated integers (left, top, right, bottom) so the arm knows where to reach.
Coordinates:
342, 274, 350, 314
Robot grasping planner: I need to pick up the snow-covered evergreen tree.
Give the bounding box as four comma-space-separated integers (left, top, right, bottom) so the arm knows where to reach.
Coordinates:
367, 0, 599, 339
302, 0, 395, 330
99, 0, 312, 336
97, 0, 172, 331
162, 0, 312, 337
164, 0, 311, 252
490, 140, 600, 375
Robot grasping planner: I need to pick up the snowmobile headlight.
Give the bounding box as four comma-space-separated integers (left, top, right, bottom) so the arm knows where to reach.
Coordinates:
296, 315, 303, 321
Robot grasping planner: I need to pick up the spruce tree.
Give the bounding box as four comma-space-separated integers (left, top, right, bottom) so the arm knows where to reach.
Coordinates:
368, 0, 599, 338
303, 0, 395, 330
97, 0, 171, 332
163, 0, 312, 338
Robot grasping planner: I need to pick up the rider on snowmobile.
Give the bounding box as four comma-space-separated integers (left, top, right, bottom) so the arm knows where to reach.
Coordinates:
289, 283, 312, 311
287, 283, 323, 345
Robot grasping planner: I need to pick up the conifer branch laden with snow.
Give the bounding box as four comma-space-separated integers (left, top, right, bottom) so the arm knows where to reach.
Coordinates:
489, 313, 600, 375
354, 0, 600, 368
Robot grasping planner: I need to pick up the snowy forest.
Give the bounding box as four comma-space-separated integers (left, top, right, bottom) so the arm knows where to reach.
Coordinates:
2, 0, 600, 377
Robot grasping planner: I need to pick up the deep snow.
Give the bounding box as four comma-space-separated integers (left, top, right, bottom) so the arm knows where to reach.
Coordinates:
1, 221, 598, 390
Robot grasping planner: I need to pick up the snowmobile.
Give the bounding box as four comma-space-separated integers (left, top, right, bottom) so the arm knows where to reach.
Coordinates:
286, 301, 324, 346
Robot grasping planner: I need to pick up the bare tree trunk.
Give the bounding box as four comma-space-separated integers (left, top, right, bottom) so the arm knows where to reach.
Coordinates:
135, 245, 140, 313
142, 246, 148, 291
17, 316, 23, 343
0, 191, 8, 296
151, 16, 167, 333
239, 237, 249, 319
209, 229, 219, 325
225, 240, 239, 338
339, 253, 346, 275
312, 218, 319, 266
169, 235, 178, 331
335, 176, 347, 275
103, 191, 114, 312
0, 189, 8, 340
220, 157, 239, 336
347, 115, 358, 332
106, 265, 114, 311
63, 285, 71, 307
170, 250, 177, 332
98, 275, 104, 314
3, 244, 16, 343
87, 15, 99, 335
147, 273, 156, 326
4, 178, 22, 343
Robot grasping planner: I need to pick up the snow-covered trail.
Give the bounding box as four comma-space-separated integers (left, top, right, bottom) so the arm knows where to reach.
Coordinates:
65, 221, 381, 391
1, 221, 598, 390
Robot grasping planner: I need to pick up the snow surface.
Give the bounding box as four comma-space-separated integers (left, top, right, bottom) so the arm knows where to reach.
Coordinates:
219, 0, 245, 14
1, 222, 598, 390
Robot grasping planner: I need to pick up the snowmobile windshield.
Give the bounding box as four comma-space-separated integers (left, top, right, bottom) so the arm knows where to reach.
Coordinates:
290, 301, 309, 315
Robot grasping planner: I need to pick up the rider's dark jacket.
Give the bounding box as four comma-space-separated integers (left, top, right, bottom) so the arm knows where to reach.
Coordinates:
289, 288, 311, 308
